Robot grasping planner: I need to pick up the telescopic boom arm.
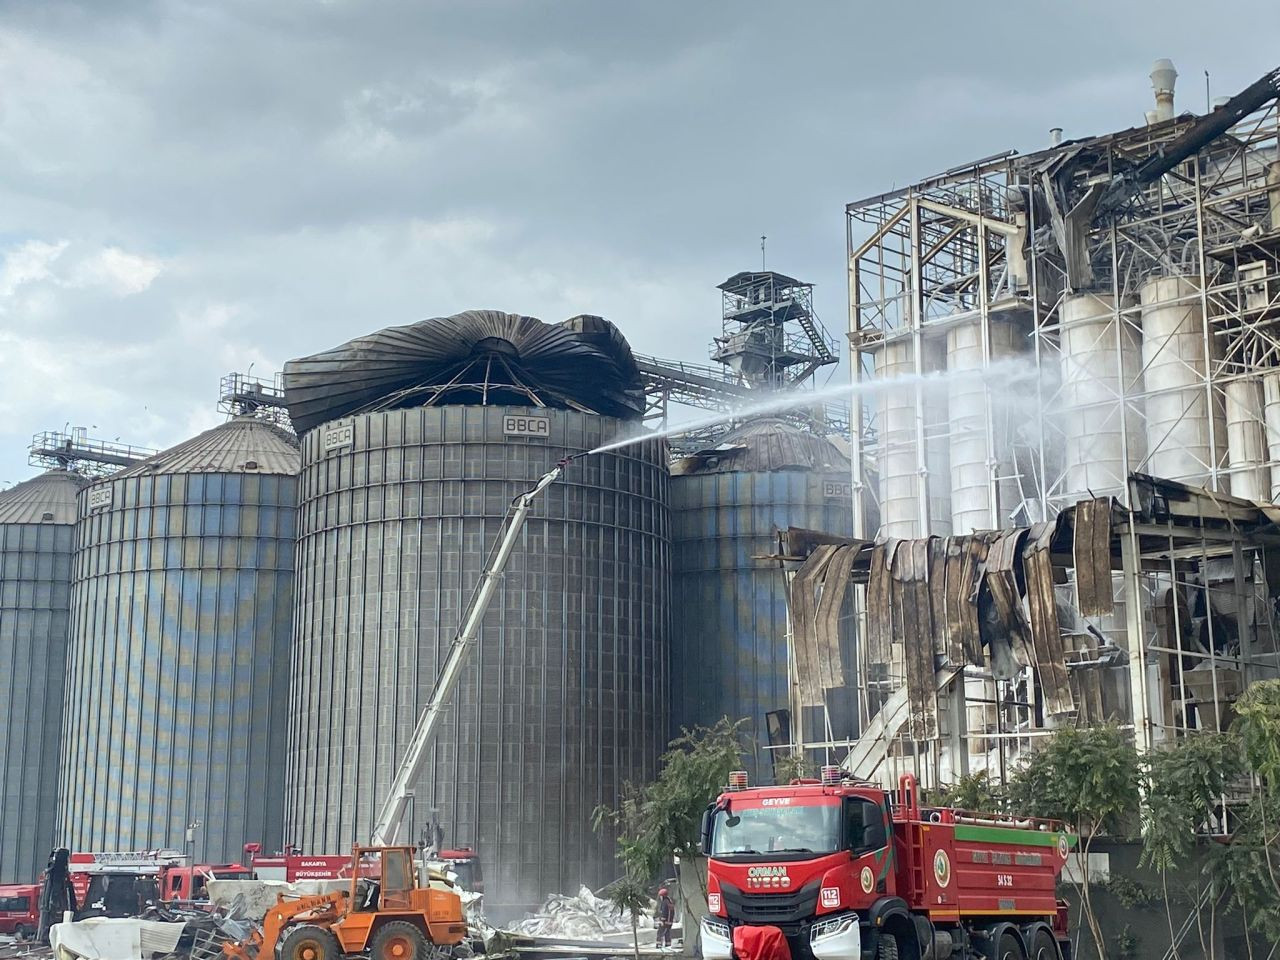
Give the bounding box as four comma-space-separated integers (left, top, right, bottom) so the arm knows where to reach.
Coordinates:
370, 457, 574, 846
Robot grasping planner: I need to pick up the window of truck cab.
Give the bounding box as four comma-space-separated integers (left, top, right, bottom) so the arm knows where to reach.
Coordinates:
711, 800, 841, 859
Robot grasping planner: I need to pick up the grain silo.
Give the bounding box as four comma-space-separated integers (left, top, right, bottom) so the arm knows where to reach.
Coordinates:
669, 418, 854, 781
58, 418, 299, 863
0, 470, 87, 884
281, 310, 669, 918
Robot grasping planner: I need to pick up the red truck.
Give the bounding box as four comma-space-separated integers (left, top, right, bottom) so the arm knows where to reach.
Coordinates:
700, 768, 1074, 960
0, 884, 40, 939
68, 851, 253, 912
247, 845, 484, 895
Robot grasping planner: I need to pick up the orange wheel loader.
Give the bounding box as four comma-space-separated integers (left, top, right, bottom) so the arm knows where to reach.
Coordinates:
222, 846, 467, 960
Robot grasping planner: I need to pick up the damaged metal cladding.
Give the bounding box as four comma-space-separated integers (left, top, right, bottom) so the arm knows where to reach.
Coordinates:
58, 419, 300, 863
669, 419, 855, 782
0, 471, 88, 883
281, 311, 669, 918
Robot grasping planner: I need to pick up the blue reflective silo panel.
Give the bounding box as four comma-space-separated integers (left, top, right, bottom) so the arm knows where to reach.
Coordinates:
59, 461, 297, 862
671, 470, 855, 781
0, 508, 79, 881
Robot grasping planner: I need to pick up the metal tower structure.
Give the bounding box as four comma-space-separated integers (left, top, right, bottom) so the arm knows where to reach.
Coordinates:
219, 371, 291, 426
639, 271, 846, 452
712, 271, 838, 389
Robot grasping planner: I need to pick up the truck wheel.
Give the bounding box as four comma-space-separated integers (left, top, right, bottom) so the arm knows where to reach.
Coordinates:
996, 932, 1027, 960
14, 924, 30, 941
370, 921, 431, 960
876, 932, 899, 960
278, 925, 341, 960
1028, 929, 1060, 960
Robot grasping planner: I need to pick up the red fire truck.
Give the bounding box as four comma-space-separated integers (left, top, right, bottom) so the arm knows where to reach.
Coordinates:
700, 768, 1074, 960
68, 851, 253, 912
246, 845, 483, 895
0, 884, 40, 939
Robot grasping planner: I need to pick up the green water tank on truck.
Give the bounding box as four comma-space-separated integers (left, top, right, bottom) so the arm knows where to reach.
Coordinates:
699, 767, 1075, 960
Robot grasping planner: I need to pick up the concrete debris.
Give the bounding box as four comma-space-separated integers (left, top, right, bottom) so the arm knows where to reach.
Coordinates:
203, 880, 346, 922
49, 918, 184, 960
510, 886, 643, 941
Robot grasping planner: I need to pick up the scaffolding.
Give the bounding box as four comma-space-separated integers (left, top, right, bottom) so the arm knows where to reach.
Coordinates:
844, 65, 1280, 785
29, 428, 155, 477
219, 371, 291, 425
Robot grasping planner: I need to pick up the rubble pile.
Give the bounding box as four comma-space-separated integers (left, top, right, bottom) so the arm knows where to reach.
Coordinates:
511, 886, 645, 941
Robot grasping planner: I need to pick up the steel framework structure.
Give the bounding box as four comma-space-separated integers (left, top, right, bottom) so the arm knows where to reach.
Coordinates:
844, 69, 1280, 783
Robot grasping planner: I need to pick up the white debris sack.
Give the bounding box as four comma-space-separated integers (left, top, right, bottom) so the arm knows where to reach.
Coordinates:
511, 885, 649, 941
51, 918, 185, 960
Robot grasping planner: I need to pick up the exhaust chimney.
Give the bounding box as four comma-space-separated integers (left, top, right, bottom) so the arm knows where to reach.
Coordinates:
1150, 58, 1177, 122
1049, 127, 1064, 146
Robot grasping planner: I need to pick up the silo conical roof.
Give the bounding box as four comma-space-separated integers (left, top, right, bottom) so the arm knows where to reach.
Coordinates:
282, 309, 646, 434
671, 417, 850, 475
111, 417, 300, 478
0, 470, 90, 524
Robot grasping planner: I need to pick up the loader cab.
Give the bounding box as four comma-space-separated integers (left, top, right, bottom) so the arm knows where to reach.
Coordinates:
351, 846, 416, 914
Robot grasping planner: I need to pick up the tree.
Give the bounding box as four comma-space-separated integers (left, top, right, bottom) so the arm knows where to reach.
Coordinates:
595, 718, 749, 956
1140, 732, 1243, 958
603, 874, 653, 960
934, 770, 1005, 813
771, 752, 811, 785
1223, 680, 1280, 942
1007, 724, 1141, 960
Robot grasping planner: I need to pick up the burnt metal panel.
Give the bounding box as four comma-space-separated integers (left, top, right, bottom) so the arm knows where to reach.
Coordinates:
1072, 498, 1114, 617
892, 538, 938, 740
0, 471, 86, 882
671, 463, 854, 782
1023, 522, 1074, 717
788, 544, 853, 707
282, 311, 645, 434
285, 406, 668, 918
58, 422, 298, 864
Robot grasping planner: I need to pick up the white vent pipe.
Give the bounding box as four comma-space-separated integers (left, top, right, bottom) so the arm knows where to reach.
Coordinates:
947, 319, 1021, 532
1225, 378, 1269, 501
876, 338, 951, 538
1150, 59, 1177, 123
1060, 293, 1145, 499
1140, 276, 1225, 485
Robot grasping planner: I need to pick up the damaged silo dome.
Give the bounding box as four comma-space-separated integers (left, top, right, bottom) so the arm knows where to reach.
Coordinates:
281, 310, 647, 435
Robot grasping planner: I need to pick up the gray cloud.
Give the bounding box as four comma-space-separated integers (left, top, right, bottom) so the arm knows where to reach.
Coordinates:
1, 0, 1277, 483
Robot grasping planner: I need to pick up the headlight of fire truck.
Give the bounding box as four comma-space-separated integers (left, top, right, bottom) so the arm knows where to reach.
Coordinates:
700, 917, 732, 960
809, 912, 861, 960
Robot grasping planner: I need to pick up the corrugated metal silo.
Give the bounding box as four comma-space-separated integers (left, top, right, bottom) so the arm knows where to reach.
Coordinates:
281, 311, 668, 917
58, 418, 299, 863
0, 470, 87, 883
669, 419, 854, 781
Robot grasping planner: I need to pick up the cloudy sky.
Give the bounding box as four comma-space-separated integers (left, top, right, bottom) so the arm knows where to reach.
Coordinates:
1, 0, 1276, 483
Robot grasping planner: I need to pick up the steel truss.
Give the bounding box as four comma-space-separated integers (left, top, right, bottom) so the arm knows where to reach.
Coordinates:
844, 75, 1280, 785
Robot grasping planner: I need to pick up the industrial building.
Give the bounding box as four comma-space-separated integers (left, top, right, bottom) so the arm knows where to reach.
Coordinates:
56, 416, 300, 864
841, 62, 1280, 785
0, 470, 87, 882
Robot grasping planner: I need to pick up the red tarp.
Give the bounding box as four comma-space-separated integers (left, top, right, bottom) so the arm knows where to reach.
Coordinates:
732, 924, 791, 960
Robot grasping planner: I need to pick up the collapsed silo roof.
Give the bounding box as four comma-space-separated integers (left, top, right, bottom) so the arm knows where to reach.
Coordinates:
0, 470, 89, 524
671, 418, 850, 475
110, 417, 300, 478
281, 310, 646, 435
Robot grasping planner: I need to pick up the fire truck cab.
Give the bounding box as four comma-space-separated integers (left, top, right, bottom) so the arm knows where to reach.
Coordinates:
700, 769, 1073, 960
70, 851, 253, 914
0, 884, 40, 939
